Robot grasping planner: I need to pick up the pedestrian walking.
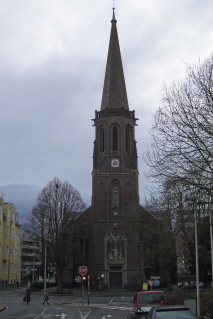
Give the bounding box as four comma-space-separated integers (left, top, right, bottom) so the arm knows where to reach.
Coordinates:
43, 291, 49, 305
22, 287, 31, 305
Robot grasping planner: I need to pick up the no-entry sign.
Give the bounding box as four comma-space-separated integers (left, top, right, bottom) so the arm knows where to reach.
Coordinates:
78, 265, 88, 275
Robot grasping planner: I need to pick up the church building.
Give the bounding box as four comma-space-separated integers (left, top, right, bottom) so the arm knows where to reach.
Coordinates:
71, 9, 162, 290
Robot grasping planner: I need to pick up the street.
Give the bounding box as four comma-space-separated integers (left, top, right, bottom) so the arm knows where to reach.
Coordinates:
0, 287, 132, 319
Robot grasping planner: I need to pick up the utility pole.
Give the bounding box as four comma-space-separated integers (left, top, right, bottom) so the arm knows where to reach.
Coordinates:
44, 235, 47, 293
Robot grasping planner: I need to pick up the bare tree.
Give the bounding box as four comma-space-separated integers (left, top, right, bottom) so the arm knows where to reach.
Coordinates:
23, 177, 86, 291
144, 180, 213, 282
144, 54, 213, 197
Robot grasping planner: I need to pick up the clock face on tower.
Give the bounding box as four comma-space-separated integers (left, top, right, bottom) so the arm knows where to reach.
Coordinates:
111, 159, 120, 168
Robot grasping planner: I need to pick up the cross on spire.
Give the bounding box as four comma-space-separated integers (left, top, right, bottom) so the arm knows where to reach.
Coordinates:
112, 6, 116, 21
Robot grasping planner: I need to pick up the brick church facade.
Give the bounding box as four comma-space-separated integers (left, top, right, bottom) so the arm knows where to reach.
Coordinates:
69, 10, 166, 290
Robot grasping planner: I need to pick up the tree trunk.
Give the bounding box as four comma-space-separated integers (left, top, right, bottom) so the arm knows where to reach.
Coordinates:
56, 267, 63, 292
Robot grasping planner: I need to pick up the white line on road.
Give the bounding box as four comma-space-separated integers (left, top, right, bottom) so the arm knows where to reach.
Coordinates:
78, 309, 91, 319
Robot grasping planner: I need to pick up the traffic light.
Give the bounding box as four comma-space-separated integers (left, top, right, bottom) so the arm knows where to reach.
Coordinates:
82, 276, 87, 281
91, 276, 94, 285
97, 277, 100, 281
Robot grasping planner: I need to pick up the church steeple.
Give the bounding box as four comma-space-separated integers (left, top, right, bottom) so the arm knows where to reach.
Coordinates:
101, 8, 129, 110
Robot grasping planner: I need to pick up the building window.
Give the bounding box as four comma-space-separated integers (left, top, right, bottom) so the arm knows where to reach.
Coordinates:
100, 128, 104, 152
112, 126, 118, 151
0, 205, 3, 218
106, 228, 126, 261
80, 235, 89, 262
112, 186, 118, 208
126, 127, 130, 153
3, 262, 6, 274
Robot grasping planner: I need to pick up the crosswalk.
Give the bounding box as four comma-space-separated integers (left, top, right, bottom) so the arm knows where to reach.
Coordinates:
100, 305, 131, 311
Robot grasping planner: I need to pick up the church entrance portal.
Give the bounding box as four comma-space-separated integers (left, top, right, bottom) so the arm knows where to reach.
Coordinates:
106, 228, 126, 290
109, 266, 122, 290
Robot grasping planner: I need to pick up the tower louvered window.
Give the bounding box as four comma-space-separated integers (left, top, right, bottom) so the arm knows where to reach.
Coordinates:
100, 128, 104, 152
112, 126, 118, 150
126, 127, 130, 153
112, 185, 118, 208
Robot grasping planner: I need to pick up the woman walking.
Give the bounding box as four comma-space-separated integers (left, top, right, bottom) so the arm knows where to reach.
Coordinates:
43, 291, 49, 305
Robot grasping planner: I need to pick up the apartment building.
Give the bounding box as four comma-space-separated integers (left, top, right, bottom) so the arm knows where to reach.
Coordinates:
21, 235, 42, 281
0, 198, 21, 286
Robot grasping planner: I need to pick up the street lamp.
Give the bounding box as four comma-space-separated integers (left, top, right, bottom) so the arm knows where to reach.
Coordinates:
44, 235, 47, 293
208, 198, 213, 290
32, 258, 35, 282
185, 197, 200, 318
194, 205, 200, 319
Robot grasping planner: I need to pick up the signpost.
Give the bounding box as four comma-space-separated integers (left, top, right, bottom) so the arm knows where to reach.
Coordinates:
75, 276, 81, 283
147, 280, 154, 290
78, 265, 88, 276
78, 266, 88, 305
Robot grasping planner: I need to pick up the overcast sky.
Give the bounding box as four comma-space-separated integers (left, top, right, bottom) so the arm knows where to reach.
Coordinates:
1, 0, 213, 224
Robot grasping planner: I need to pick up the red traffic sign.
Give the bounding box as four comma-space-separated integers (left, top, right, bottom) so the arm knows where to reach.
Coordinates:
78, 265, 88, 275
147, 280, 154, 287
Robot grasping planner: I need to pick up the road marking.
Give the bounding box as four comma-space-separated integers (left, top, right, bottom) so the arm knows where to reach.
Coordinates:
101, 306, 131, 311
78, 309, 91, 319
55, 313, 67, 318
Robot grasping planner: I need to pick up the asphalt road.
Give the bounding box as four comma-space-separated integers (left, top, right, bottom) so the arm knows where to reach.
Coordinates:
0, 287, 133, 319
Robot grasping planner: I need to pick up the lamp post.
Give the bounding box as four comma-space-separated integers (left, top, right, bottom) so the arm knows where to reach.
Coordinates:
208, 198, 213, 290
185, 197, 200, 318
32, 258, 34, 282
194, 206, 200, 318
8, 220, 13, 287
44, 235, 47, 293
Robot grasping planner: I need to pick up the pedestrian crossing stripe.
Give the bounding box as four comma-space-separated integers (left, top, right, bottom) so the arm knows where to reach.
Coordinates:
101, 306, 131, 311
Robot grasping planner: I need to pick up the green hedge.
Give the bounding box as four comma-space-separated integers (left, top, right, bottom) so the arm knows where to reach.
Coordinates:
30, 281, 44, 291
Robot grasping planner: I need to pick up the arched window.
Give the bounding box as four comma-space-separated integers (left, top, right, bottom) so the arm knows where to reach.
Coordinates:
106, 228, 126, 261
112, 185, 118, 208
112, 126, 118, 151
126, 127, 130, 153
80, 234, 89, 262
100, 128, 104, 152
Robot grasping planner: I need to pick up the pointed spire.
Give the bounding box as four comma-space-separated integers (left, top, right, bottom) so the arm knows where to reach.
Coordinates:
100, 8, 129, 110
112, 7, 116, 21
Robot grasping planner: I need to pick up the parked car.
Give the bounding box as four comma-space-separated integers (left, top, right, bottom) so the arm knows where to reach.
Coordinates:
147, 305, 197, 319
178, 281, 206, 289
131, 291, 167, 309
127, 306, 152, 319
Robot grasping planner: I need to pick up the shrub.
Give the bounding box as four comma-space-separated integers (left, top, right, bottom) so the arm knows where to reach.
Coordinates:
30, 281, 44, 291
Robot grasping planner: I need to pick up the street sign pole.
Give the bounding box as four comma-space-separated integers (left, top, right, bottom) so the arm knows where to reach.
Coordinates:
81, 275, 84, 305
147, 280, 154, 291
87, 274, 90, 305
78, 266, 88, 306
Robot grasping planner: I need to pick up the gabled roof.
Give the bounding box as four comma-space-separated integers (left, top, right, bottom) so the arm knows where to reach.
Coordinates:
100, 8, 129, 111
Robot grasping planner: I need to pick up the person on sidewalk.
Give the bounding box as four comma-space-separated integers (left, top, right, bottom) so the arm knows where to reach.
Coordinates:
23, 287, 31, 304
43, 291, 49, 305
